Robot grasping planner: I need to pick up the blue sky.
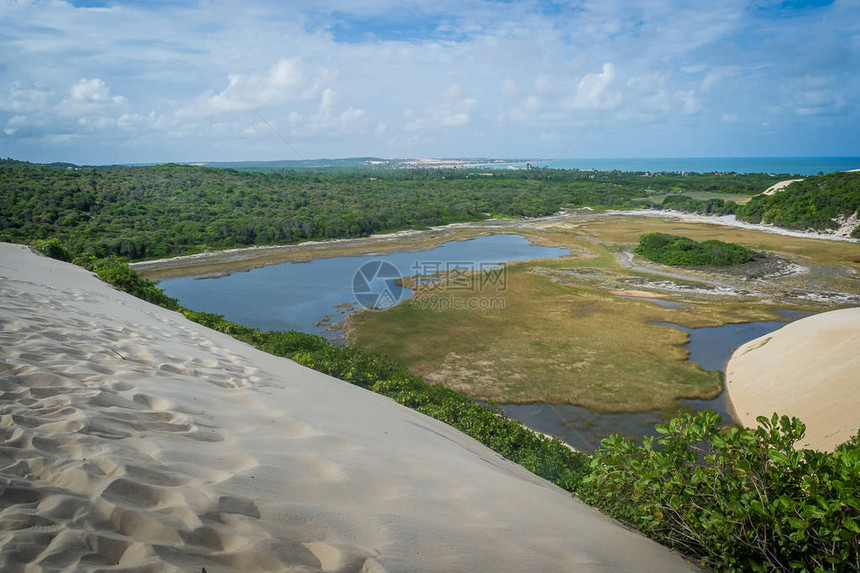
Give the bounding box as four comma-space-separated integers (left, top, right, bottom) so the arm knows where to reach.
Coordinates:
0, 0, 857, 164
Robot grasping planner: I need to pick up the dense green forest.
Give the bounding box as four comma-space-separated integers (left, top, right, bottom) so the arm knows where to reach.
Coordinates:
736, 171, 860, 236
658, 194, 739, 216
635, 233, 758, 266
655, 172, 860, 237
0, 161, 779, 260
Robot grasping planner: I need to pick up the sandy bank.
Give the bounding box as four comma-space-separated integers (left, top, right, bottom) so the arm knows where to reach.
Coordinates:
726, 307, 860, 451
608, 209, 860, 242
131, 207, 858, 280
762, 178, 804, 195
0, 243, 698, 572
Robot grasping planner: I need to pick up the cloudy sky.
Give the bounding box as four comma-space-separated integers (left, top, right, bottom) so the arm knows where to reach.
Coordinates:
1, 0, 858, 164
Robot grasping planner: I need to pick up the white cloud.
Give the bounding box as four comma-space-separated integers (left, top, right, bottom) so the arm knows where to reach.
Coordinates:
778, 76, 848, 117
339, 107, 365, 123
180, 58, 320, 117
404, 96, 476, 131
0, 0, 857, 162
0, 82, 51, 113
318, 88, 336, 121
306, 88, 368, 132
523, 95, 540, 111
565, 63, 621, 111
439, 84, 461, 99
677, 90, 701, 115
3, 78, 130, 138
56, 78, 127, 119
4, 115, 26, 135
794, 90, 846, 116
441, 112, 469, 127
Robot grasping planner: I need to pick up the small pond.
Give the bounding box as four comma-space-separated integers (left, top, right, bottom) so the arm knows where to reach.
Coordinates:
158, 234, 569, 340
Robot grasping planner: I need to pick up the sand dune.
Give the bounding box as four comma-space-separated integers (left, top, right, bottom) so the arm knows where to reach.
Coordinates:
762, 178, 804, 195
726, 307, 860, 451
0, 243, 697, 572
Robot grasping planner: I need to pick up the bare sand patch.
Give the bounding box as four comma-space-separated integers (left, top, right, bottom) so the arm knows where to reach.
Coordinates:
726, 307, 860, 451
762, 178, 804, 195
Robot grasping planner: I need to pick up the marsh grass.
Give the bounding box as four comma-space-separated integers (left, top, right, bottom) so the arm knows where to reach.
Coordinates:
350, 261, 731, 411
350, 220, 856, 412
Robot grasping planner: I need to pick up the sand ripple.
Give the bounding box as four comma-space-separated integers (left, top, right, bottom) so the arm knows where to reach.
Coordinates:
0, 282, 371, 572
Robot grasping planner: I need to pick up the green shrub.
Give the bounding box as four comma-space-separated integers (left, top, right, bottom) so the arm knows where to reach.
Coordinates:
579, 411, 860, 572
32, 237, 73, 262
80, 255, 179, 310
838, 429, 860, 453
635, 232, 758, 266
661, 194, 738, 216
736, 172, 860, 231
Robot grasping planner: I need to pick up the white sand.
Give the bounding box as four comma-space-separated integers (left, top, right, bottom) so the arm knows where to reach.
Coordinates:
0, 243, 698, 572
609, 209, 860, 242
726, 308, 860, 451
762, 178, 804, 195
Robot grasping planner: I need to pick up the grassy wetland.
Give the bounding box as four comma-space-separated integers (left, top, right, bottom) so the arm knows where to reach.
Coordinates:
348, 214, 860, 412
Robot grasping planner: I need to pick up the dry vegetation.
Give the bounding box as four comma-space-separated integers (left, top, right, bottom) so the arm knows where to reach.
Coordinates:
348, 216, 859, 411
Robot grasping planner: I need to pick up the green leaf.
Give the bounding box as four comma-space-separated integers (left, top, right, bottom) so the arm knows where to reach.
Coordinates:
843, 517, 860, 533
787, 516, 806, 529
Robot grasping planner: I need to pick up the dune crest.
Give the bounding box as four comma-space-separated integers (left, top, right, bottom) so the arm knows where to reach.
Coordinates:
0, 243, 697, 572
727, 307, 860, 451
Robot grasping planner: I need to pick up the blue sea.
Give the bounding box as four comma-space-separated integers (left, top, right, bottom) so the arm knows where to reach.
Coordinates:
480, 157, 860, 175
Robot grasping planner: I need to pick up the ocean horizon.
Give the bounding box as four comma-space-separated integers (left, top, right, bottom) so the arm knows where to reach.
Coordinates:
477, 157, 860, 176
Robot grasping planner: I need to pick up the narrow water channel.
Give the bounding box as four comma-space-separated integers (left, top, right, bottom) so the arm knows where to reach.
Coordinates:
499, 310, 809, 452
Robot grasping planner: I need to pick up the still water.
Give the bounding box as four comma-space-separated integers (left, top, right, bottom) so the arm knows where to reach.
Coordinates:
500, 311, 808, 452
159, 234, 569, 340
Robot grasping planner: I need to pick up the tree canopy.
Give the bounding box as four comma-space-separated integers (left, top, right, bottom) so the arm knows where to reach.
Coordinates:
635, 232, 758, 266
735, 172, 860, 236
0, 162, 780, 260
